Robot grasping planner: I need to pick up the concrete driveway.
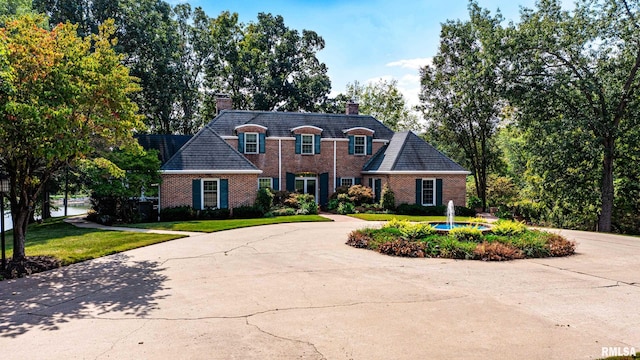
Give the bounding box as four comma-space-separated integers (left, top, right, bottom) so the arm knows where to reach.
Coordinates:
0, 221, 638, 359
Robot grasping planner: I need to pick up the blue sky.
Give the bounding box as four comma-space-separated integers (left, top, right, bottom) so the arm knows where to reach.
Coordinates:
182, 0, 542, 106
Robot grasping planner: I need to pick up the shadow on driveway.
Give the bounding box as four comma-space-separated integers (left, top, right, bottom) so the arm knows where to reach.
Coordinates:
0, 254, 169, 338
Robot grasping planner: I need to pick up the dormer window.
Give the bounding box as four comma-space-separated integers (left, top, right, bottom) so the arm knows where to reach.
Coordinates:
354, 135, 366, 155
245, 133, 258, 154
301, 134, 314, 155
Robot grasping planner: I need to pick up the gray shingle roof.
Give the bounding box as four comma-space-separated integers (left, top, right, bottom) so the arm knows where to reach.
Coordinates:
136, 134, 192, 165
209, 110, 396, 139
363, 132, 468, 173
162, 127, 259, 172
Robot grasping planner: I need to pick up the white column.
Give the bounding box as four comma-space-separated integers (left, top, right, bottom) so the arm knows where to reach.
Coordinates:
278, 139, 282, 191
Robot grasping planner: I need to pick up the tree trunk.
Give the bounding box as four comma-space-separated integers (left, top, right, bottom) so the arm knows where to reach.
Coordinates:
11, 206, 29, 261
598, 137, 615, 232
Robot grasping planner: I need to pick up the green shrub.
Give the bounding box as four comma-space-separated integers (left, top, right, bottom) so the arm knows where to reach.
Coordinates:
439, 238, 477, 259
269, 207, 296, 217
337, 201, 355, 214
396, 203, 446, 216
491, 220, 528, 236
380, 184, 396, 211
255, 188, 274, 212
199, 207, 230, 220
299, 199, 319, 215
454, 206, 476, 217
272, 190, 292, 207
449, 227, 484, 243
467, 195, 482, 209
232, 205, 264, 219
160, 206, 195, 222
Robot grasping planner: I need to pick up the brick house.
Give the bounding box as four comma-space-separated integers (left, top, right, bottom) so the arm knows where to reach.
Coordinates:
156, 100, 469, 212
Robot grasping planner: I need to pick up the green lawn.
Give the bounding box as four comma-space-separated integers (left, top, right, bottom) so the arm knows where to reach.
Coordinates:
3, 218, 183, 266
348, 214, 476, 222
127, 215, 331, 233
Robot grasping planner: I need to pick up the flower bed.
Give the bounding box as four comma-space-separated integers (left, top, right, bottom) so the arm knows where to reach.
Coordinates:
346, 219, 575, 261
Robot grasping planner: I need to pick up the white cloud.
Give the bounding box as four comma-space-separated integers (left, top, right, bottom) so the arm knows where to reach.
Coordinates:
386, 57, 433, 70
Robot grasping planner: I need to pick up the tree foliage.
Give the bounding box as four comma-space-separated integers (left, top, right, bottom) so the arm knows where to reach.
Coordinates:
419, 2, 505, 210
0, 15, 142, 260
505, 0, 640, 232
344, 79, 420, 131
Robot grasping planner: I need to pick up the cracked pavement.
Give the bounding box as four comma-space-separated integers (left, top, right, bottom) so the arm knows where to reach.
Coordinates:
1, 221, 639, 359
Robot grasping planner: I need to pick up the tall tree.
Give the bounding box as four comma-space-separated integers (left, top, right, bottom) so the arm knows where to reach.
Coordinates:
0, 16, 143, 261
507, 0, 640, 232
419, 2, 505, 210
345, 79, 420, 131
205, 12, 331, 113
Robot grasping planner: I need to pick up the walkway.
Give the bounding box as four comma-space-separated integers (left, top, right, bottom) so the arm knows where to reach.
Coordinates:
2, 219, 638, 359
63, 215, 204, 237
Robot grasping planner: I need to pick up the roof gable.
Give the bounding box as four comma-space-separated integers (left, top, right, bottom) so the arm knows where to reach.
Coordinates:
364, 132, 468, 173
135, 134, 192, 165
162, 127, 259, 172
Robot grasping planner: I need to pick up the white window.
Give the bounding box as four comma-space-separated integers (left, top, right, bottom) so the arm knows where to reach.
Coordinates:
203, 179, 219, 208
301, 134, 314, 155
258, 178, 272, 190
340, 177, 354, 187
245, 133, 258, 154
354, 135, 366, 155
422, 178, 435, 206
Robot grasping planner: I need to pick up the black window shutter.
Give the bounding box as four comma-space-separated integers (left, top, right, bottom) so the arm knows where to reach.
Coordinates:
220, 179, 229, 209
192, 179, 201, 209
436, 179, 443, 206
314, 134, 321, 154
415, 179, 422, 205
295, 134, 301, 154
238, 133, 244, 153
319, 173, 329, 206
286, 172, 295, 192
259, 133, 266, 153
348, 136, 354, 154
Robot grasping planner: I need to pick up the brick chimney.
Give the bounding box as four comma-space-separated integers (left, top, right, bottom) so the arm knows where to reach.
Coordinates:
346, 101, 359, 115
216, 95, 232, 114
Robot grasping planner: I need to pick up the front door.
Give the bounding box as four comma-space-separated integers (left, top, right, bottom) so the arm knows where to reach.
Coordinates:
295, 177, 317, 202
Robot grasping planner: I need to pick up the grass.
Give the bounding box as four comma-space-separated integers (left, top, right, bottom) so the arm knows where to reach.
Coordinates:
348, 213, 475, 222
3, 218, 183, 266
125, 214, 331, 233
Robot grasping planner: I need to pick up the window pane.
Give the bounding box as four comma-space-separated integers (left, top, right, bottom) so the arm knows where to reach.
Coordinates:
341, 178, 353, 187
203, 180, 218, 208
258, 178, 272, 189
354, 136, 365, 155
245, 133, 258, 153
301, 134, 313, 154
295, 179, 304, 193
422, 179, 434, 205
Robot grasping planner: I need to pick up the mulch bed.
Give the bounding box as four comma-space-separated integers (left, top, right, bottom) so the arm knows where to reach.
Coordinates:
1, 256, 61, 280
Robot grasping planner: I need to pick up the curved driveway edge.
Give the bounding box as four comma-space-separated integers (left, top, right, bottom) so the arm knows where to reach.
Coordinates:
1, 222, 638, 359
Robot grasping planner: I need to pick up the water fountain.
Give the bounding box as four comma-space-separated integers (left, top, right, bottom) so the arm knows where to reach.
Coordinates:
429, 200, 490, 232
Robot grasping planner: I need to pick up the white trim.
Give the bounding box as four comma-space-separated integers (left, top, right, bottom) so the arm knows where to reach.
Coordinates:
278, 139, 282, 191
290, 125, 323, 132
333, 140, 337, 191
270, 136, 295, 140
421, 178, 436, 206
372, 139, 389, 144
234, 124, 268, 131
361, 170, 471, 175
162, 170, 263, 174
201, 178, 220, 209
321, 138, 349, 142
221, 136, 238, 140
342, 127, 375, 134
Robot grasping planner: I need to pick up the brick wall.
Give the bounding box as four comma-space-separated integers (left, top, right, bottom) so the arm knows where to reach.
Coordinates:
161, 173, 258, 210
229, 137, 385, 192
366, 174, 467, 207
